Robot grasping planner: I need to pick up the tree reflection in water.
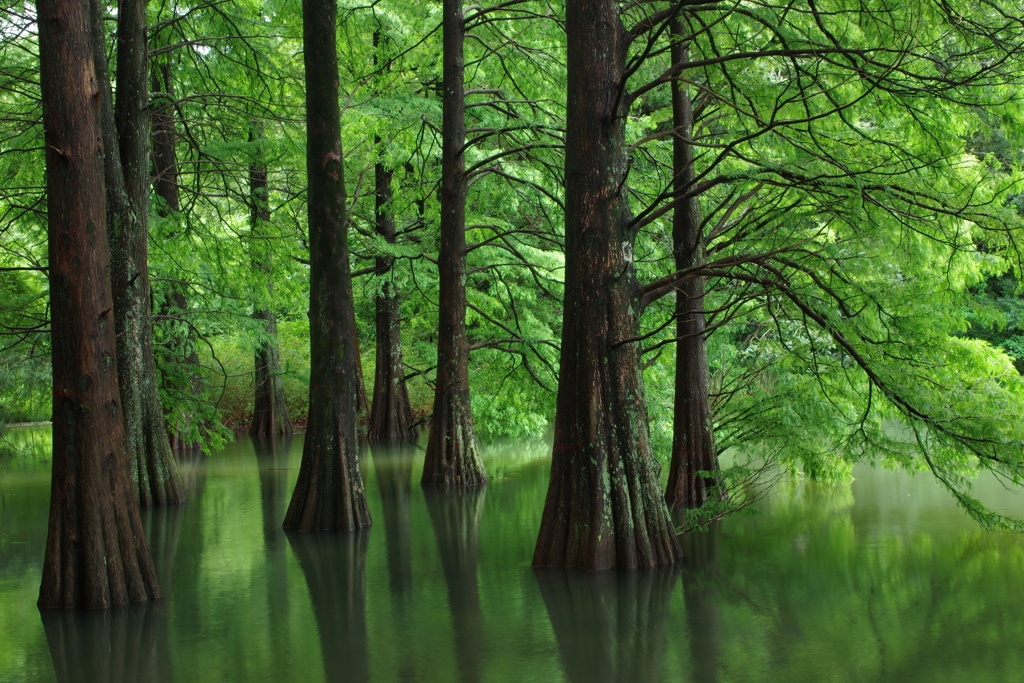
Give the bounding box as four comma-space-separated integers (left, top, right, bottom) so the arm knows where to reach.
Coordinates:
42, 603, 172, 683
424, 485, 487, 683
370, 446, 416, 598
679, 521, 723, 683
535, 565, 678, 683
286, 528, 370, 683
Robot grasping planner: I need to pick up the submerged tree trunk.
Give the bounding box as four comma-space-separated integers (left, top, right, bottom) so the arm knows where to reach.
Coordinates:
283, 0, 371, 531
532, 0, 680, 570
248, 128, 293, 439
38, 0, 160, 607
93, 0, 183, 505
368, 154, 418, 446
423, 0, 487, 488
150, 62, 201, 452
665, 21, 722, 509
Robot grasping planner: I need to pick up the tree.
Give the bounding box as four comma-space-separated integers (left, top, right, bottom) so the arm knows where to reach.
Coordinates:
96, 0, 184, 504
664, 16, 720, 509
532, 0, 681, 570
422, 0, 488, 487
248, 125, 294, 439
283, 0, 371, 531
37, 0, 160, 608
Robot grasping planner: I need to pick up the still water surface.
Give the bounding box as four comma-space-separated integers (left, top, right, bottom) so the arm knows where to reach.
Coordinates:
3, 428, 1024, 682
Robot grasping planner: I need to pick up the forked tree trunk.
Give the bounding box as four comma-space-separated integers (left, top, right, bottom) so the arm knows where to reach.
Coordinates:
423, 0, 487, 488
248, 128, 293, 439
532, 0, 680, 570
665, 20, 722, 509
368, 156, 418, 446
283, 0, 371, 531
151, 62, 201, 451
38, 0, 160, 608
94, 0, 183, 505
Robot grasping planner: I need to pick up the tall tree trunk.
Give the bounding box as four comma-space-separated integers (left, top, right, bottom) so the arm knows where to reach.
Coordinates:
95, 0, 184, 505
665, 19, 722, 509
38, 0, 160, 608
368, 151, 418, 446
150, 62, 201, 451
283, 0, 371, 531
422, 0, 487, 488
532, 0, 680, 570
248, 127, 294, 439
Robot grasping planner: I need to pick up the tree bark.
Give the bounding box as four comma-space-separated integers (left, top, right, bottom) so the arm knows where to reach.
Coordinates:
422, 0, 488, 488
283, 0, 371, 531
532, 0, 680, 570
37, 0, 160, 608
94, 0, 184, 504
150, 62, 201, 451
665, 19, 723, 509
368, 154, 418, 446
248, 127, 294, 439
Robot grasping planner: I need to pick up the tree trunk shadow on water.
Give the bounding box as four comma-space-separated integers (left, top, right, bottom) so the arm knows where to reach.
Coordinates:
534, 565, 678, 683
286, 528, 370, 683
370, 445, 416, 599
678, 518, 723, 683
41, 602, 172, 683
423, 486, 487, 683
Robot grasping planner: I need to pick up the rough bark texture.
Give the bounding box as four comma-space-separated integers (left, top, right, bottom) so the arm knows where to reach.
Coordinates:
286, 530, 370, 683
151, 63, 201, 451
424, 487, 486, 682
534, 566, 677, 683
422, 0, 488, 488
283, 0, 371, 531
248, 130, 294, 439
665, 22, 723, 509
38, 0, 160, 608
367, 157, 418, 446
532, 0, 680, 570
96, 0, 183, 504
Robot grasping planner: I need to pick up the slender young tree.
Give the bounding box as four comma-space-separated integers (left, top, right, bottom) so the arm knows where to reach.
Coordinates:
664, 17, 721, 509
283, 0, 371, 531
532, 0, 680, 570
248, 126, 294, 439
96, 0, 184, 504
422, 0, 488, 488
37, 0, 160, 608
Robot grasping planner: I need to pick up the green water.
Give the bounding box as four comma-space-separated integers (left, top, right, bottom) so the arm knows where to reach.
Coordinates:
3, 428, 1024, 682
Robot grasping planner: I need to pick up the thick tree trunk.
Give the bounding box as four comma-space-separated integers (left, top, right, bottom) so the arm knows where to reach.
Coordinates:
283, 0, 371, 531
532, 0, 680, 570
151, 63, 201, 451
423, 0, 487, 488
368, 156, 418, 446
248, 130, 294, 439
93, 0, 183, 505
424, 487, 486, 683
38, 0, 160, 608
665, 22, 723, 509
